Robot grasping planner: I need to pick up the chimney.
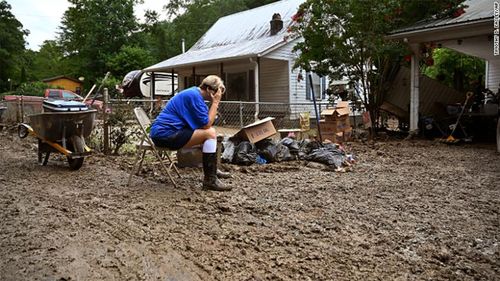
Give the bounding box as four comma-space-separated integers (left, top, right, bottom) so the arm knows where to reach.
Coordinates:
270, 13, 283, 36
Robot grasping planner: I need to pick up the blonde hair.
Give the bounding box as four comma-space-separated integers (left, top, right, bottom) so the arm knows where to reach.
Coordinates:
200, 75, 225, 92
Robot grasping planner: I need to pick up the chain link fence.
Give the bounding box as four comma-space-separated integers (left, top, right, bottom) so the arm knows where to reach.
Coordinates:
105, 98, 334, 134
1, 96, 350, 155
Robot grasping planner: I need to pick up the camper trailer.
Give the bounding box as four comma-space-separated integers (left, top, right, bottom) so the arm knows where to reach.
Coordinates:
122, 71, 178, 98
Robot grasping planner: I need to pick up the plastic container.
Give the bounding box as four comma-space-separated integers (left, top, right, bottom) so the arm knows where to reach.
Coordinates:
176, 147, 202, 168
43, 100, 89, 112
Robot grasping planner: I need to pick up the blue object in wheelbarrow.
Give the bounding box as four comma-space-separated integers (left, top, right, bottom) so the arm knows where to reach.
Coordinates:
43, 99, 89, 112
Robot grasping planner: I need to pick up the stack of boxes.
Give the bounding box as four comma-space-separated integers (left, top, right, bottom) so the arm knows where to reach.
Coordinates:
319, 101, 352, 142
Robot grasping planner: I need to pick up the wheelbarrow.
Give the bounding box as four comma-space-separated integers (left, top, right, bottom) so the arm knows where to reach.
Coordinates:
18, 104, 97, 170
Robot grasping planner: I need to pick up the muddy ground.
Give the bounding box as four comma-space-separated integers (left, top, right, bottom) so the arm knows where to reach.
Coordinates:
0, 129, 499, 281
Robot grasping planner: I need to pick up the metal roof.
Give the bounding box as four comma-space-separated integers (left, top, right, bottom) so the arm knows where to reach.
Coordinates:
389, 0, 493, 35
144, 0, 304, 72
42, 75, 82, 84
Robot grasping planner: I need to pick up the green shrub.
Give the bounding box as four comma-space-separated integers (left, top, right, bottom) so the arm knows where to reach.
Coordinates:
108, 102, 139, 155
95, 75, 122, 99
15, 82, 50, 96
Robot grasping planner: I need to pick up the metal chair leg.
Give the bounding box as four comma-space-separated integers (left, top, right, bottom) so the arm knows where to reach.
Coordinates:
127, 147, 144, 186
164, 152, 182, 178
137, 150, 147, 174
152, 148, 177, 188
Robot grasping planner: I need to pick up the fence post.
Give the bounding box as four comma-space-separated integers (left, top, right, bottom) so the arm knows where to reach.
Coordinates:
239, 102, 244, 127
16, 97, 21, 123
103, 88, 109, 155
20, 95, 25, 123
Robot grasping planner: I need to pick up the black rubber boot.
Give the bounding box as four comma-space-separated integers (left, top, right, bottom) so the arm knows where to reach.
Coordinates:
203, 153, 232, 191
216, 142, 232, 179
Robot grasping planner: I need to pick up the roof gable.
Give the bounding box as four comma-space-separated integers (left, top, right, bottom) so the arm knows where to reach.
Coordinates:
192, 0, 302, 50
145, 0, 303, 72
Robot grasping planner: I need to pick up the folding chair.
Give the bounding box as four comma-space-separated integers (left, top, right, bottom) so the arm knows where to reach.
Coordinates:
127, 107, 181, 187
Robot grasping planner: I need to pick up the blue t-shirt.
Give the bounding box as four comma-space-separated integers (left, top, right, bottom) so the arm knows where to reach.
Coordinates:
150, 87, 209, 139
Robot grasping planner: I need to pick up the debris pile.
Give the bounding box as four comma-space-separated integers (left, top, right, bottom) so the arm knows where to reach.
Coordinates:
222, 137, 355, 170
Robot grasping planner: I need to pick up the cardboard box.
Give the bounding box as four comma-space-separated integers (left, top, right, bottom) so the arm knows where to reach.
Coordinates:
322, 129, 351, 143
338, 116, 351, 131
321, 133, 338, 142
319, 120, 338, 133
319, 116, 351, 133
321, 101, 351, 122
236, 117, 277, 143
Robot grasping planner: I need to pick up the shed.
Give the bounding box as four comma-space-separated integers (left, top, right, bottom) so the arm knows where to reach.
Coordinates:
143, 0, 329, 119
42, 75, 83, 94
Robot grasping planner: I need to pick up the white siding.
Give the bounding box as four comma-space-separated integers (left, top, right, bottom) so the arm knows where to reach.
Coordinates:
265, 38, 327, 106
289, 63, 307, 103
265, 39, 297, 60
487, 59, 500, 93
289, 64, 329, 117
259, 58, 289, 102
266, 38, 320, 102
265, 39, 309, 104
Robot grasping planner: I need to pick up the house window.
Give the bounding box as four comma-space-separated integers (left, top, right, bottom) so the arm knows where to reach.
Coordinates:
226, 72, 249, 101
306, 72, 325, 100
184, 75, 205, 89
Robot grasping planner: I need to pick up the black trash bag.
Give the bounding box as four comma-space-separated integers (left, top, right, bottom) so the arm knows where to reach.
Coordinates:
233, 141, 257, 166
304, 147, 345, 168
256, 139, 279, 163
275, 143, 295, 161
298, 139, 321, 159
280, 137, 300, 154
256, 139, 295, 163
322, 142, 340, 153
221, 138, 237, 163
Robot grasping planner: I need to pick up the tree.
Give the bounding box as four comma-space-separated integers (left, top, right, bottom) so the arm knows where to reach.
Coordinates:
423, 48, 485, 92
136, 10, 172, 62
0, 0, 28, 92
59, 0, 140, 83
106, 45, 155, 78
28, 40, 65, 79
290, 0, 467, 132
141, 0, 279, 61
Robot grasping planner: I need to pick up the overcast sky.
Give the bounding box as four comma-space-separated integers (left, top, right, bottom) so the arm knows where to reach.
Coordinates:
9, 0, 168, 51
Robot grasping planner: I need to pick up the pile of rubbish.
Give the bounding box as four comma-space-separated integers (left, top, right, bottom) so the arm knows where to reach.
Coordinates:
221, 137, 355, 170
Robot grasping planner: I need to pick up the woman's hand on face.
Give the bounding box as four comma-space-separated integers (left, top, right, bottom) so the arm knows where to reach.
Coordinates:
211, 88, 222, 103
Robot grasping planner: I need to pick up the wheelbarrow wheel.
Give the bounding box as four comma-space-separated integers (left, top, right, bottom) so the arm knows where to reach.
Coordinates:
68, 135, 85, 170
496, 117, 500, 153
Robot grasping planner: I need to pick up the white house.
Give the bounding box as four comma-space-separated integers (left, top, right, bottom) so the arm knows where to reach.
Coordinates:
143, 0, 328, 117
